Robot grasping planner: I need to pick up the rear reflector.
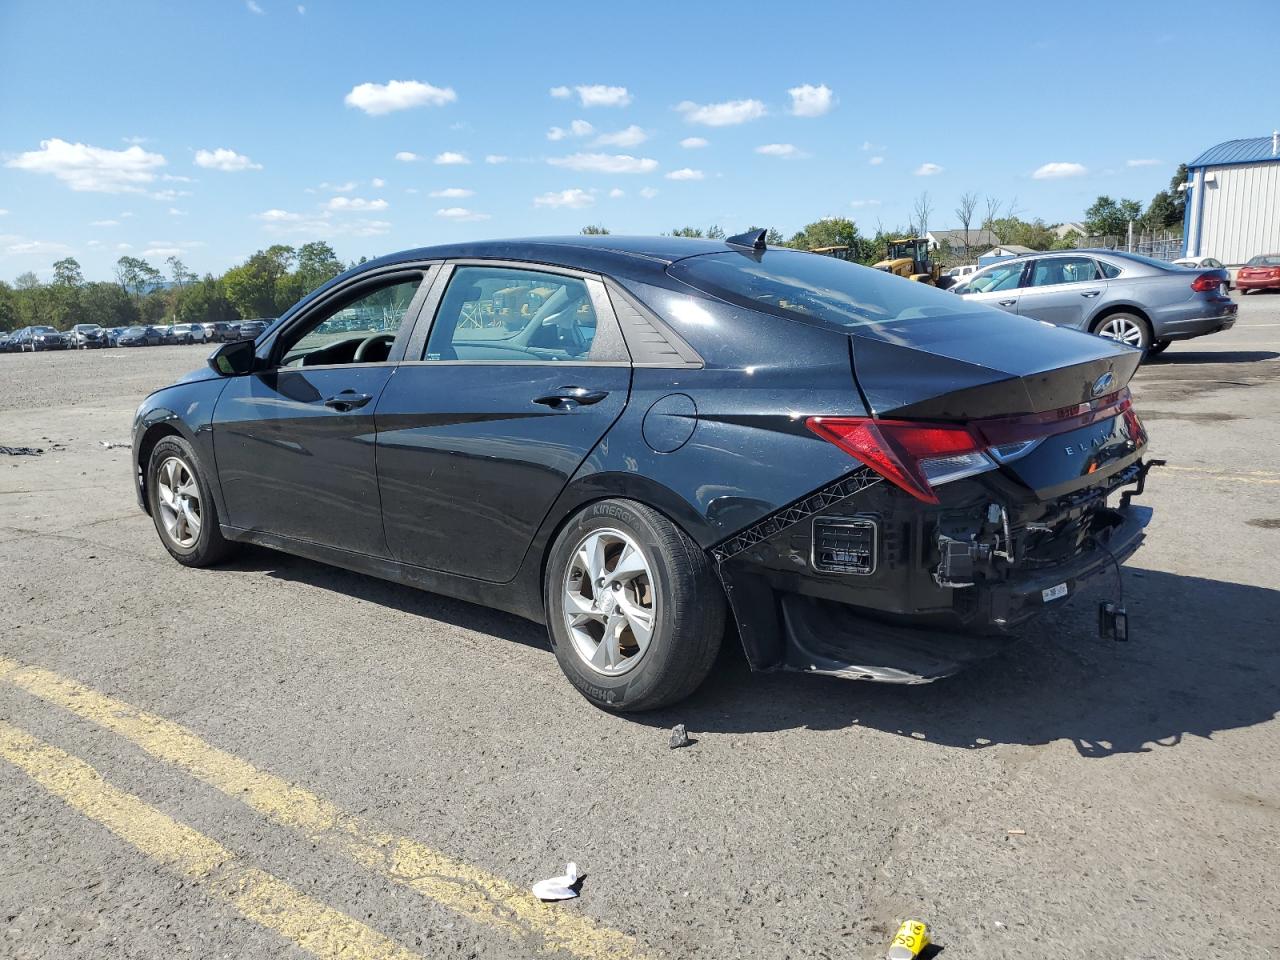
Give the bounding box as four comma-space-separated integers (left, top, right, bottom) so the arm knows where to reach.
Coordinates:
806, 388, 1144, 504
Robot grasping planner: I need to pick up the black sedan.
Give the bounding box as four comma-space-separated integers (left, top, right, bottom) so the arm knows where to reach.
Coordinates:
132, 233, 1157, 710
13, 325, 71, 351
119, 325, 164, 347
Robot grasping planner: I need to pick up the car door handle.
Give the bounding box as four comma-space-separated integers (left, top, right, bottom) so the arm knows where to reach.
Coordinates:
1081, 290, 1102, 298
533, 386, 610, 408
323, 391, 373, 411
997, 299, 1017, 307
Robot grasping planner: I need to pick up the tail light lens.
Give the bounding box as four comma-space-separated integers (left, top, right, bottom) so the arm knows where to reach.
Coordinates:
807, 389, 1143, 504
1191, 273, 1223, 292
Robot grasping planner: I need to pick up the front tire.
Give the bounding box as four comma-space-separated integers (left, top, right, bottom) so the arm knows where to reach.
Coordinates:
544, 499, 725, 712
1148, 339, 1171, 356
146, 436, 237, 567
1091, 312, 1151, 352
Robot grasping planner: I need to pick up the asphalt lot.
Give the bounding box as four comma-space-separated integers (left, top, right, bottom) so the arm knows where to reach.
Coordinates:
2, 297, 1278, 960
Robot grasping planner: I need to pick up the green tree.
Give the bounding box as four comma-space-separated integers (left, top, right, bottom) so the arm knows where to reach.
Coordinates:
706, 225, 725, 240
80, 281, 139, 327
989, 216, 1058, 251
174, 276, 237, 326
166, 255, 195, 287
115, 256, 162, 301
52, 257, 84, 287
669, 226, 704, 237
222, 245, 297, 317
15, 271, 40, 290
295, 241, 344, 294
579, 224, 610, 235
1084, 196, 1142, 238
0, 281, 17, 332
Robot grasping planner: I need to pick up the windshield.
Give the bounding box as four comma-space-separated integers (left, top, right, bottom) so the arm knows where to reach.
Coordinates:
33, 326, 58, 334
74, 324, 102, 332
668, 250, 995, 331
1247, 255, 1280, 266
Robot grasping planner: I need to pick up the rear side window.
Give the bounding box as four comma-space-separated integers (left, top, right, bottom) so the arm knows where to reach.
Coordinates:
1098, 260, 1122, 279
667, 250, 984, 331
1029, 256, 1100, 286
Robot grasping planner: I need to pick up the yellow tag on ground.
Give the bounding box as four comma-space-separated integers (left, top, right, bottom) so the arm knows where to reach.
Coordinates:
886, 919, 930, 959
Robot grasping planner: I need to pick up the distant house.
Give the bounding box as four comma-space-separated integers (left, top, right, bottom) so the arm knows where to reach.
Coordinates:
925, 228, 1000, 253
1053, 221, 1087, 239
977, 244, 1036, 266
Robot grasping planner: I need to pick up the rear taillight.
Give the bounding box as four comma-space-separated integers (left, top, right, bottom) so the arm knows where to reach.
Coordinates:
807, 388, 1143, 504
1191, 273, 1222, 292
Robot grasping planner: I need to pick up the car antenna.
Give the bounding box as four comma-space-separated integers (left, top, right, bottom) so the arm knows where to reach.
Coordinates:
726, 228, 768, 251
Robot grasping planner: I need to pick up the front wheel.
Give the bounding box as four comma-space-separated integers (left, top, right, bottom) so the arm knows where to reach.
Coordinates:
544, 499, 725, 712
1092, 312, 1151, 351
147, 435, 237, 567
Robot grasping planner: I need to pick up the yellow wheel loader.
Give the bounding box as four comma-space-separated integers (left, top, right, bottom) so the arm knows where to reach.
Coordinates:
872, 238, 940, 285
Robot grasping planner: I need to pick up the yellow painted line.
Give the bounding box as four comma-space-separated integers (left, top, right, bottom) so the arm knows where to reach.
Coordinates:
1160, 465, 1280, 484
0, 721, 421, 960
0, 658, 646, 960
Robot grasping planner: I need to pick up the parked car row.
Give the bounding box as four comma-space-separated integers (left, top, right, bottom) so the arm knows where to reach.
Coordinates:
0, 319, 275, 353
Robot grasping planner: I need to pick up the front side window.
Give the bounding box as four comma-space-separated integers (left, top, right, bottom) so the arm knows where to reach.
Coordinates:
1029, 256, 1100, 287
282, 276, 423, 366
967, 260, 1026, 293
424, 266, 614, 362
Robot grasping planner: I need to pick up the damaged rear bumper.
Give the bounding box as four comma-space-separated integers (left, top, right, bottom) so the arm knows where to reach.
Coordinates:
711, 464, 1154, 685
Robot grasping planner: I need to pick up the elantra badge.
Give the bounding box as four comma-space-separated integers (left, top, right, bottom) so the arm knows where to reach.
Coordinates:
1091, 372, 1115, 397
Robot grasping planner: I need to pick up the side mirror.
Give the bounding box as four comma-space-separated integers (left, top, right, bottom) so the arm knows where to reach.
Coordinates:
208, 338, 258, 376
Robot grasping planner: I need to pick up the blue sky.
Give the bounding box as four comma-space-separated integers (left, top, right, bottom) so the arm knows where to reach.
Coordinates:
1, 0, 1276, 281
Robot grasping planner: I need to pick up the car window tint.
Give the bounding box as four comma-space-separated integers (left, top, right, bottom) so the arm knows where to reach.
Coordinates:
284, 278, 422, 365
968, 261, 1024, 293
425, 266, 607, 362
1098, 260, 1122, 279
1029, 256, 1100, 287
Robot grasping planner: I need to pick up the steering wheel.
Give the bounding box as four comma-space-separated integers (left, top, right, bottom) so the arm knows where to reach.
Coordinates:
353, 333, 394, 362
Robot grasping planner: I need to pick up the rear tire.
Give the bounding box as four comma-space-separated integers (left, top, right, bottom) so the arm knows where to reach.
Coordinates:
544, 499, 725, 712
146, 435, 237, 567
1091, 312, 1151, 352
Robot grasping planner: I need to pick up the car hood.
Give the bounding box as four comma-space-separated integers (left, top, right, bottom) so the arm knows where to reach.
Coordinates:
848, 309, 1142, 419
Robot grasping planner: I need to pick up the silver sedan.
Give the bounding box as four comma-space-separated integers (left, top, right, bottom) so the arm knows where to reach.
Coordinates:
952, 249, 1237, 355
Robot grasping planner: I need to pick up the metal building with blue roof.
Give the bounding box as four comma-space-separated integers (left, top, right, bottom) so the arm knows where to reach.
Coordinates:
1183, 133, 1280, 264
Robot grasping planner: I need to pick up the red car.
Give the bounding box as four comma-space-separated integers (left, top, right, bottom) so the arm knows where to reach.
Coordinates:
1237, 254, 1280, 293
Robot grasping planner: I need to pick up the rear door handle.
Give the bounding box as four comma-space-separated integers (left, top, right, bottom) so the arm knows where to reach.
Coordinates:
997, 299, 1017, 307
323, 390, 373, 411
1081, 290, 1102, 298
533, 386, 610, 408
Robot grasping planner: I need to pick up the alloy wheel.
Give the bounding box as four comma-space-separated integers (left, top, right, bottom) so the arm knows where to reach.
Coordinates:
156, 456, 202, 549
562, 528, 657, 676
1096, 315, 1146, 348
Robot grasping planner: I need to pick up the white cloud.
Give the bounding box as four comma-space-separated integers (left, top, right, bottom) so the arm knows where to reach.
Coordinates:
546, 127, 567, 142
297, 3, 305, 12
246, 0, 263, 13
90, 219, 119, 227
115, 243, 133, 251
676, 98, 766, 127
370, 177, 385, 188
849, 199, 882, 208
548, 120, 595, 141
150, 188, 191, 201
6, 138, 166, 193
755, 143, 805, 159
168, 207, 187, 216
194, 147, 262, 172
436, 207, 490, 221
143, 246, 182, 258
1127, 158, 1162, 167
549, 85, 571, 99
0, 209, 7, 216
484, 154, 509, 164
122, 135, 148, 145
639, 187, 659, 199
255, 209, 304, 222
680, 137, 709, 149
548, 152, 658, 174
162, 173, 195, 182
914, 162, 943, 176
788, 83, 834, 117
326, 196, 388, 212
429, 187, 473, 198
608, 188, 624, 198
434, 151, 469, 165
120, 211, 135, 218
665, 167, 704, 181
1032, 161, 1087, 179
861, 141, 885, 152
534, 188, 595, 209
868, 155, 884, 166
395, 151, 421, 162
87, 239, 101, 246
575, 84, 631, 108
0, 234, 74, 258
344, 79, 457, 116
320, 180, 357, 192
594, 125, 647, 148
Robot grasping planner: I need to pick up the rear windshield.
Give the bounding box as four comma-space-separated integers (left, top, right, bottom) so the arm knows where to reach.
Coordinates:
1247, 255, 1280, 266
667, 250, 986, 331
